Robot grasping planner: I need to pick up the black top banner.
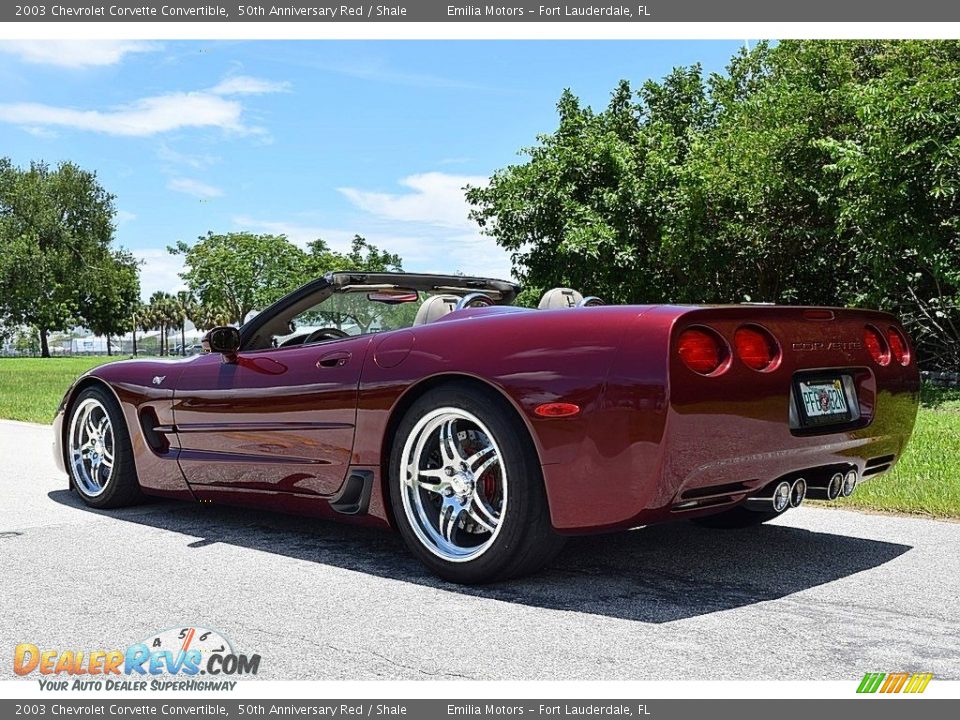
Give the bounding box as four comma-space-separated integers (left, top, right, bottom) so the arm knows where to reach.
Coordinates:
5, 0, 960, 22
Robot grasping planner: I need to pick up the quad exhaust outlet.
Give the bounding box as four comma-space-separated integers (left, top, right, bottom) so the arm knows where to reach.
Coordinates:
748, 468, 859, 511
746, 477, 807, 513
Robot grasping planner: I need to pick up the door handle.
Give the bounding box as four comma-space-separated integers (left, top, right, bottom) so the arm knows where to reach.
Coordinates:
317, 351, 352, 368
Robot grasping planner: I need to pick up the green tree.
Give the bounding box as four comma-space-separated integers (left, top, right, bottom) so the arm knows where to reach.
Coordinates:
144, 291, 179, 356
816, 41, 960, 366
301, 235, 404, 332
468, 40, 960, 366
81, 249, 141, 356
170, 232, 307, 325
0, 159, 120, 357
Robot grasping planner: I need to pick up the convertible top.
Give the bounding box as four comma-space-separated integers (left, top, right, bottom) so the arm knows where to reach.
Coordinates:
328, 271, 520, 304
240, 271, 521, 348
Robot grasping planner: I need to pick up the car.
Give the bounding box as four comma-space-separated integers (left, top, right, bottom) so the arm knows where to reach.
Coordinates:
173, 343, 205, 357
52, 271, 921, 583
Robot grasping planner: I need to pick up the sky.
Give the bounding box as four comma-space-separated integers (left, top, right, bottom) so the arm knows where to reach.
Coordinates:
0, 40, 744, 299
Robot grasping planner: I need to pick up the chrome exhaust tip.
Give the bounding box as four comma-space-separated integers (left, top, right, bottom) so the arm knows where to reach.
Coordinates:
771, 480, 792, 513
841, 469, 858, 497
789, 478, 807, 508
828, 472, 844, 501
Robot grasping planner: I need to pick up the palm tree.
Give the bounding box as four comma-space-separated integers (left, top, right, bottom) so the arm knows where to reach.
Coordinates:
146, 291, 179, 356
130, 301, 144, 356
138, 302, 159, 356
174, 291, 195, 355
189, 300, 232, 333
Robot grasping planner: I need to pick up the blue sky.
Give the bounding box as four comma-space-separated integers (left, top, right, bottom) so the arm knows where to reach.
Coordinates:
0, 40, 743, 298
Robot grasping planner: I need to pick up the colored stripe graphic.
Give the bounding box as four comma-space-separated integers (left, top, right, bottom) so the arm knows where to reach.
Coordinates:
857, 672, 932, 694
857, 673, 886, 693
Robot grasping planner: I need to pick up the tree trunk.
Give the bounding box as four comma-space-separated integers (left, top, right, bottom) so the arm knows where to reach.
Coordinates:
181, 323, 186, 356
132, 327, 138, 357
106, 334, 112, 356
39, 327, 49, 358
160, 323, 165, 356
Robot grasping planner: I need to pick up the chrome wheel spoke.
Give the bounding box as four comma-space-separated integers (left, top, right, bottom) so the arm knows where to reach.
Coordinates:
464, 444, 495, 472
440, 420, 463, 464
466, 495, 498, 533
473, 454, 500, 479
414, 468, 446, 494
438, 504, 463, 543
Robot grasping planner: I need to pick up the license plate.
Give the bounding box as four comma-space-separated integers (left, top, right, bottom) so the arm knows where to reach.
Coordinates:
796, 377, 850, 425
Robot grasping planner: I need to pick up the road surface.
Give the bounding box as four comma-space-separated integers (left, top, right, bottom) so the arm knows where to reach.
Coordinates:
2, 419, 957, 680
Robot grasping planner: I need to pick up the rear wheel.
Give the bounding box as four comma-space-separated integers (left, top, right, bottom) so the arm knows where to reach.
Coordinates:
389, 383, 564, 583
690, 505, 786, 529
66, 386, 143, 509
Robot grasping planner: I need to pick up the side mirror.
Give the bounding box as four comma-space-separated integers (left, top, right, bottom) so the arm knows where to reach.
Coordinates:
202, 326, 241, 361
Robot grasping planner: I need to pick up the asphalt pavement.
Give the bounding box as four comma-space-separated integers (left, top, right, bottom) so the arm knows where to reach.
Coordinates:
1, 419, 958, 680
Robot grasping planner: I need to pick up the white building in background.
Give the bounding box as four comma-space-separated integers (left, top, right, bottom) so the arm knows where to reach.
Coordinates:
63, 336, 123, 355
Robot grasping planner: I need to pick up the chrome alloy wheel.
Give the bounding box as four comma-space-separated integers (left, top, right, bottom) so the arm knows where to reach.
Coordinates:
68, 397, 116, 497
400, 407, 507, 563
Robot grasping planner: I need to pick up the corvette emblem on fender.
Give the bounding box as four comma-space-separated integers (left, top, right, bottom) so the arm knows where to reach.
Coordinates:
152, 376, 166, 385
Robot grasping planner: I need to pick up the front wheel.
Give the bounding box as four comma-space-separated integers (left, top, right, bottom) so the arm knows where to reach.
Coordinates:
66, 386, 143, 509
389, 383, 564, 583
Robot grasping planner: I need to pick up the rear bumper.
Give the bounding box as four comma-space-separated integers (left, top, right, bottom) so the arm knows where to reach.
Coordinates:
541, 306, 921, 533
544, 387, 918, 533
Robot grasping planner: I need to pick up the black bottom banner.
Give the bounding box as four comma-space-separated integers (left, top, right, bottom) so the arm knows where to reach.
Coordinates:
1, 700, 957, 720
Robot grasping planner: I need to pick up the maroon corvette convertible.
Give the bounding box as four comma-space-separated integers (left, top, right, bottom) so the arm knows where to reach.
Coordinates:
54, 272, 920, 582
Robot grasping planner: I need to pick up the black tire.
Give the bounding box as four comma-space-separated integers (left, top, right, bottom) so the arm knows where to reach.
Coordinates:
690, 505, 786, 529
65, 386, 143, 509
388, 382, 565, 584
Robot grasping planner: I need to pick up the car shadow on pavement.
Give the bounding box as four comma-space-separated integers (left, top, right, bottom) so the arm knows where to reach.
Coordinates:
48, 489, 911, 623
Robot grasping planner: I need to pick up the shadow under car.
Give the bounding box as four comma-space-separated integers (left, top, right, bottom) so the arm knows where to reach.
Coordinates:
48, 488, 912, 624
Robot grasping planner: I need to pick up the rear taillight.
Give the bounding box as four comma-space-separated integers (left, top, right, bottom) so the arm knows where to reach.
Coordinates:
887, 327, 911, 366
734, 325, 780, 371
863, 325, 890, 366
677, 327, 728, 375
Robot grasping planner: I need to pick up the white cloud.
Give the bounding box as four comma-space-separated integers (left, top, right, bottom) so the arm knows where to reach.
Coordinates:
230, 216, 352, 251
233, 215, 514, 282
115, 210, 137, 225
339, 172, 488, 229
0, 93, 244, 137
132, 249, 187, 300
210, 75, 290, 96
0, 75, 287, 137
156, 143, 220, 171
168, 178, 224, 199
0, 40, 159, 68
22, 126, 57, 139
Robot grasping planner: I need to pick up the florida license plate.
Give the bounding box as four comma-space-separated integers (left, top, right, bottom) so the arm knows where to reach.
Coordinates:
796, 377, 851, 426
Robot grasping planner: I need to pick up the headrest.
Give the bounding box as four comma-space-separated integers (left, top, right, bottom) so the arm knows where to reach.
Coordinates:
538, 287, 584, 309
413, 294, 461, 326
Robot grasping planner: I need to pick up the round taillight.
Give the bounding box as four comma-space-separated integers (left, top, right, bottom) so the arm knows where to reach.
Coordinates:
734, 325, 780, 371
863, 325, 890, 366
887, 327, 911, 366
677, 327, 728, 376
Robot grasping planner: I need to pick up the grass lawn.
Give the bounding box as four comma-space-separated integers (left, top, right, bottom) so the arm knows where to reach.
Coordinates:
0, 356, 122, 424
834, 385, 960, 519
0, 356, 957, 518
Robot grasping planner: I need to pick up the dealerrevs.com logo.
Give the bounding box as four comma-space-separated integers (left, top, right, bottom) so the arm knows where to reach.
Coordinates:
14, 626, 260, 691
